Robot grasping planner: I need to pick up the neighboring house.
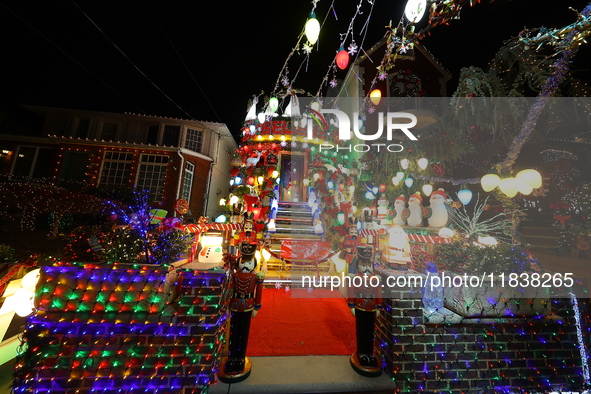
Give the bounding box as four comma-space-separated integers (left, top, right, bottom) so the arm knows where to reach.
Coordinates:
0, 105, 237, 220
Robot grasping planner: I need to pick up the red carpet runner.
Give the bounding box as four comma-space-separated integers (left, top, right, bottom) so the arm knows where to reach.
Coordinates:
248, 288, 356, 356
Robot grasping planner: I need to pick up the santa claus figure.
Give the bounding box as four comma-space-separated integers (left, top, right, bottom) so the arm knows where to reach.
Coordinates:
348, 246, 382, 377
218, 242, 264, 383
382, 224, 411, 270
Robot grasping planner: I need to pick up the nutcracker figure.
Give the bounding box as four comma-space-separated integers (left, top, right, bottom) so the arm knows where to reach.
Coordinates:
218, 242, 264, 383
348, 246, 382, 377
235, 212, 258, 244
340, 218, 360, 274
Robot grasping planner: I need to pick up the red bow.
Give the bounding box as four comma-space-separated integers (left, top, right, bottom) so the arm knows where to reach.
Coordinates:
554, 215, 572, 225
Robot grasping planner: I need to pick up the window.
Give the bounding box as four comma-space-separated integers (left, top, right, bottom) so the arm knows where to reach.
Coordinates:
59, 152, 90, 182
136, 154, 169, 201
11, 146, 54, 178
147, 125, 159, 145
75, 119, 90, 138
99, 151, 133, 186
185, 128, 203, 152
162, 125, 180, 147
101, 122, 117, 141
181, 162, 195, 202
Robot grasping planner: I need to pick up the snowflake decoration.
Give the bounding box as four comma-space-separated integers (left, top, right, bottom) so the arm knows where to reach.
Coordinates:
399, 44, 410, 54
306, 287, 314, 294
274, 282, 283, 290
302, 43, 313, 54
329, 78, 338, 88
281, 75, 290, 87
368, 106, 376, 114
284, 285, 291, 293
378, 71, 388, 81
348, 41, 358, 56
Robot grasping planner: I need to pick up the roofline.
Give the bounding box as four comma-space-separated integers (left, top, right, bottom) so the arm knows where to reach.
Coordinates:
352, 39, 452, 80
21, 105, 232, 136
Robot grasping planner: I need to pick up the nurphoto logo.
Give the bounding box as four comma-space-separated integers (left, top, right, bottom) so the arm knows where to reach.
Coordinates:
306, 109, 419, 153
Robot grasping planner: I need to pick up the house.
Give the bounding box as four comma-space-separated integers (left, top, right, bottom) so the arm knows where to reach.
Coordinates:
0, 105, 237, 220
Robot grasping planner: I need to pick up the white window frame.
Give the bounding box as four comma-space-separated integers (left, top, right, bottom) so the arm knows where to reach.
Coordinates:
181, 162, 195, 203
184, 128, 203, 153
135, 154, 169, 201
98, 151, 133, 187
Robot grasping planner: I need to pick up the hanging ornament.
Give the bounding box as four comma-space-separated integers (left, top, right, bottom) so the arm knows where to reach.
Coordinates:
257, 112, 266, 124
305, 12, 320, 45
404, 177, 414, 188
404, 0, 427, 23
432, 162, 445, 176
336, 46, 349, 70
269, 97, 279, 113
498, 177, 519, 198
417, 158, 428, 170
401, 159, 409, 169
481, 173, 500, 192
516, 169, 542, 189
457, 189, 473, 205
370, 89, 381, 106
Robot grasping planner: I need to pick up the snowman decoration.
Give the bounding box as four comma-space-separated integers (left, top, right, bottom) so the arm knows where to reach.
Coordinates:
381, 224, 411, 269
424, 189, 452, 228
198, 230, 224, 263
391, 195, 408, 226
406, 192, 424, 227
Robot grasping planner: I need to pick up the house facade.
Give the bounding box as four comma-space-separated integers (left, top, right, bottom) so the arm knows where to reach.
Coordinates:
0, 105, 237, 220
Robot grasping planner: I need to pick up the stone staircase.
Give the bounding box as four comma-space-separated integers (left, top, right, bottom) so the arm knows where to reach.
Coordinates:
264, 202, 328, 283
519, 211, 560, 251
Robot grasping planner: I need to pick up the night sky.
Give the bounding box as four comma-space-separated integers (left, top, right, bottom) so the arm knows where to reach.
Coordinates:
1, 0, 590, 138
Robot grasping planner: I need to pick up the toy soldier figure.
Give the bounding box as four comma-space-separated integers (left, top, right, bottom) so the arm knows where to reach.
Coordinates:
218, 242, 264, 383
340, 217, 360, 274
348, 245, 382, 377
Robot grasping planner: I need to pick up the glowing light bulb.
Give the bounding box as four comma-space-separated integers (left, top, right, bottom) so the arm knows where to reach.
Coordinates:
370, 89, 381, 105
305, 12, 320, 45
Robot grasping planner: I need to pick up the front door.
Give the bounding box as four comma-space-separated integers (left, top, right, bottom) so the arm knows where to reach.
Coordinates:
280, 154, 304, 202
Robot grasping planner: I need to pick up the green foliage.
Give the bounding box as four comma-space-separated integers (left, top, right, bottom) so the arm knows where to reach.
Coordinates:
64, 224, 192, 266
96, 227, 146, 264
149, 229, 192, 266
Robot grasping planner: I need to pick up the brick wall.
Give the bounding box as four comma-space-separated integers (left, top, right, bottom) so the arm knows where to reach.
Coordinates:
376, 269, 588, 393
13, 264, 231, 394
